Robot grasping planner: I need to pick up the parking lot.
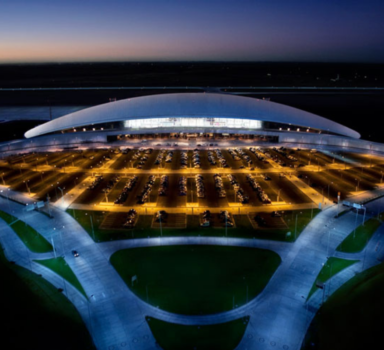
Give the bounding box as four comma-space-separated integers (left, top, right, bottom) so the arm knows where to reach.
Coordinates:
1, 146, 384, 214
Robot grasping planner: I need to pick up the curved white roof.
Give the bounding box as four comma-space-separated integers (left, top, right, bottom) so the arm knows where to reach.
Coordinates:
25, 93, 360, 139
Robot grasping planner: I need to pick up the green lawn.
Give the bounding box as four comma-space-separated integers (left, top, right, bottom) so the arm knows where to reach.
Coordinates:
0, 210, 53, 253
111, 245, 281, 315
0, 245, 94, 350
307, 257, 358, 300
302, 262, 384, 350
146, 316, 250, 350
253, 209, 321, 242
35, 257, 87, 298
68, 208, 319, 243
336, 217, 382, 253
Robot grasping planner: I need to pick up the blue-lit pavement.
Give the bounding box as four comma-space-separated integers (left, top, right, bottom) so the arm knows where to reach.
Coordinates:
1, 189, 384, 350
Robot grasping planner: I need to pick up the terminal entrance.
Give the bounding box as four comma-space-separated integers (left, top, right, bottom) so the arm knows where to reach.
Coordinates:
111, 132, 279, 143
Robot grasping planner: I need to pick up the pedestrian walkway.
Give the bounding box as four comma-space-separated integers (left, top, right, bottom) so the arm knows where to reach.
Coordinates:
1, 186, 384, 350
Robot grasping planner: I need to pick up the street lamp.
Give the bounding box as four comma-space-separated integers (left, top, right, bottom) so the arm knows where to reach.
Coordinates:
85, 213, 95, 240
321, 186, 325, 204
355, 178, 360, 192
277, 188, 282, 202
58, 187, 64, 205
1, 172, 5, 185
327, 182, 333, 203
294, 212, 302, 240
23, 180, 31, 195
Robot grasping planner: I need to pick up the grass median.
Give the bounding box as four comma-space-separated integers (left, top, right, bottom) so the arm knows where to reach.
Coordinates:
68, 208, 319, 243
35, 257, 87, 298
0, 210, 52, 253
307, 257, 358, 300
111, 245, 281, 315
0, 245, 94, 350
146, 316, 250, 350
302, 262, 384, 350
336, 217, 382, 253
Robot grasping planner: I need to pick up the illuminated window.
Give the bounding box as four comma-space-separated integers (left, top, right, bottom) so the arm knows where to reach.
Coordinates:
124, 117, 262, 129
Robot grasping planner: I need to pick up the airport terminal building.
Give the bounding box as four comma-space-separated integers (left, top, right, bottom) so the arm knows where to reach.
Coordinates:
1, 92, 382, 155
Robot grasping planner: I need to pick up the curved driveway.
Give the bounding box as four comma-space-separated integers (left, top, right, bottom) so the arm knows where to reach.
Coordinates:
1, 188, 384, 350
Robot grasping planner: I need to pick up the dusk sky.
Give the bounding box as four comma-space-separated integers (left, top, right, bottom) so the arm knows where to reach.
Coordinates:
1, 0, 384, 63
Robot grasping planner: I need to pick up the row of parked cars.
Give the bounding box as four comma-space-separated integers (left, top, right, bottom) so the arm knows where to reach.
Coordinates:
236, 148, 253, 165
200, 210, 211, 226
213, 173, 226, 198
220, 210, 234, 227
180, 151, 188, 169
179, 176, 187, 196
207, 151, 217, 166
249, 147, 269, 163
102, 175, 120, 193
123, 209, 137, 228
227, 148, 242, 161
155, 210, 167, 222
227, 174, 249, 204
138, 175, 156, 204
159, 175, 169, 196
94, 154, 113, 168
246, 174, 271, 204
87, 175, 103, 190
165, 150, 174, 163
192, 149, 201, 168
195, 174, 205, 198
154, 149, 166, 165
114, 175, 138, 204
214, 149, 228, 168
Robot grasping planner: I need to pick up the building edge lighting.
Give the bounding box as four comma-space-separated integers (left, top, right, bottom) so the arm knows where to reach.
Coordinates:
24, 93, 360, 139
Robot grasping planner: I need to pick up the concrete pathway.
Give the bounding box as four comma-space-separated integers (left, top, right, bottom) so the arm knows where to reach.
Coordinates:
0, 187, 384, 350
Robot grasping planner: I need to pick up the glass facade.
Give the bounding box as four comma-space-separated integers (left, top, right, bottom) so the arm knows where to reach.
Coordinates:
124, 117, 262, 129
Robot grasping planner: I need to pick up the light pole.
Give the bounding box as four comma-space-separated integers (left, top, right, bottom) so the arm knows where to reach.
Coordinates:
1, 172, 5, 185
321, 187, 325, 204
355, 178, 360, 192
51, 237, 57, 258
159, 211, 162, 237
23, 180, 31, 195
86, 213, 95, 241
353, 208, 359, 239
294, 212, 302, 240
225, 213, 228, 237
58, 187, 64, 205
327, 227, 335, 256
327, 182, 333, 203
277, 188, 282, 202
243, 276, 248, 304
